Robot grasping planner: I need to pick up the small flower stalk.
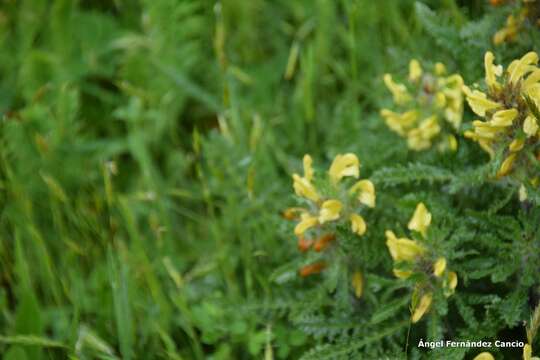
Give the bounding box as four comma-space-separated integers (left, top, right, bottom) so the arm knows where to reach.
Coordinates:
385, 203, 458, 323
380, 59, 464, 151
285, 153, 375, 297
463, 51, 540, 199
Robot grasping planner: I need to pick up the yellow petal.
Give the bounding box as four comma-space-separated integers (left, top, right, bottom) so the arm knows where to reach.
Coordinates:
509, 138, 525, 152
433, 257, 447, 277
381, 109, 419, 135
292, 174, 320, 202
383, 74, 411, 105
385, 230, 426, 262
411, 293, 432, 323
434, 92, 447, 108
470, 121, 502, 139
435, 62, 446, 76
462, 86, 501, 117
484, 51, 502, 89
393, 269, 412, 279
519, 184, 528, 202
328, 153, 360, 183
409, 59, 423, 82
497, 153, 517, 178
524, 344, 532, 360
444, 271, 458, 297
352, 271, 363, 298
419, 116, 441, 138
407, 131, 431, 151
491, 108, 518, 127
524, 69, 540, 90
448, 134, 458, 152
524, 115, 539, 137
303, 154, 314, 181
350, 213, 367, 235
508, 52, 539, 84
408, 202, 432, 238
349, 180, 376, 208
473, 352, 495, 360
318, 199, 342, 223
294, 214, 318, 236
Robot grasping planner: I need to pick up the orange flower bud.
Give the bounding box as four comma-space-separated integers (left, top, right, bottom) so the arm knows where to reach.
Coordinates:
313, 233, 336, 252
282, 207, 303, 220
299, 262, 326, 277
490, 0, 506, 6
297, 236, 313, 252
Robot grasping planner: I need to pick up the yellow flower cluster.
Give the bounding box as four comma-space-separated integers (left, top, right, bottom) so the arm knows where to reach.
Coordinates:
463, 51, 540, 198
493, 0, 540, 45
380, 59, 464, 151
291, 153, 375, 238
287, 153, 375, 296
385, 203, 458, 323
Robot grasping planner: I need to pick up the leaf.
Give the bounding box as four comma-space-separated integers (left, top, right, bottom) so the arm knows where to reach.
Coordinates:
371, 163, 453, 187
108, 249, 134, 360
3, 346, 28, 360
0, 335, 66, 348
370, 296, 410, 325
299, 320, 408, 360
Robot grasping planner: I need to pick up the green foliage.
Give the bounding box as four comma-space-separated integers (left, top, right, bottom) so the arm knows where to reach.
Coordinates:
0, 0, 539, 359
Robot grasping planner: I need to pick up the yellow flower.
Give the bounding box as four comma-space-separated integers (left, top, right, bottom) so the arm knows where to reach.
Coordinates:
385, 230, 426, 262
352, 271, 363, 298
435, 62, 446, 76
408, 202, 432, 238
524, 115, 539, 137
496, 153, 517, 178
444, 271, 458, 297
409, 59, 423, 83
411, 292, 432, 323
525, 344, 533, 360
380, 109, 418, 136
508, 52, 538, 85
484, 51, 503, 90
472, 120, 502, 139
328, 153, 360, 184
491, 109, 518, 127
393, 269, 412, 279
349, 180, 376, 208
519, 184, 528, 202
303, 154, 314, 181
509, 139, 525, 152
523, 344, 540, 360
318, 199, 342, 223
294, 213, 318, 236
473, 352, 495, 360
448, 134, 458, 151
383, 74, 411, 105
462, 86, 501, 117
433, 257, 447, 277
292, 174, 320, 202
350, 213, 367, 236
407, 116, 441, 151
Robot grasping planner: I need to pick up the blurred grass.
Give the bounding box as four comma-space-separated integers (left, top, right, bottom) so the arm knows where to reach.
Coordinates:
0, 0, 491, 358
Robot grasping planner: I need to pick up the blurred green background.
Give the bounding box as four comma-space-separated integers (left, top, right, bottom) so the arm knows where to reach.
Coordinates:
0, 0, 532, 359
